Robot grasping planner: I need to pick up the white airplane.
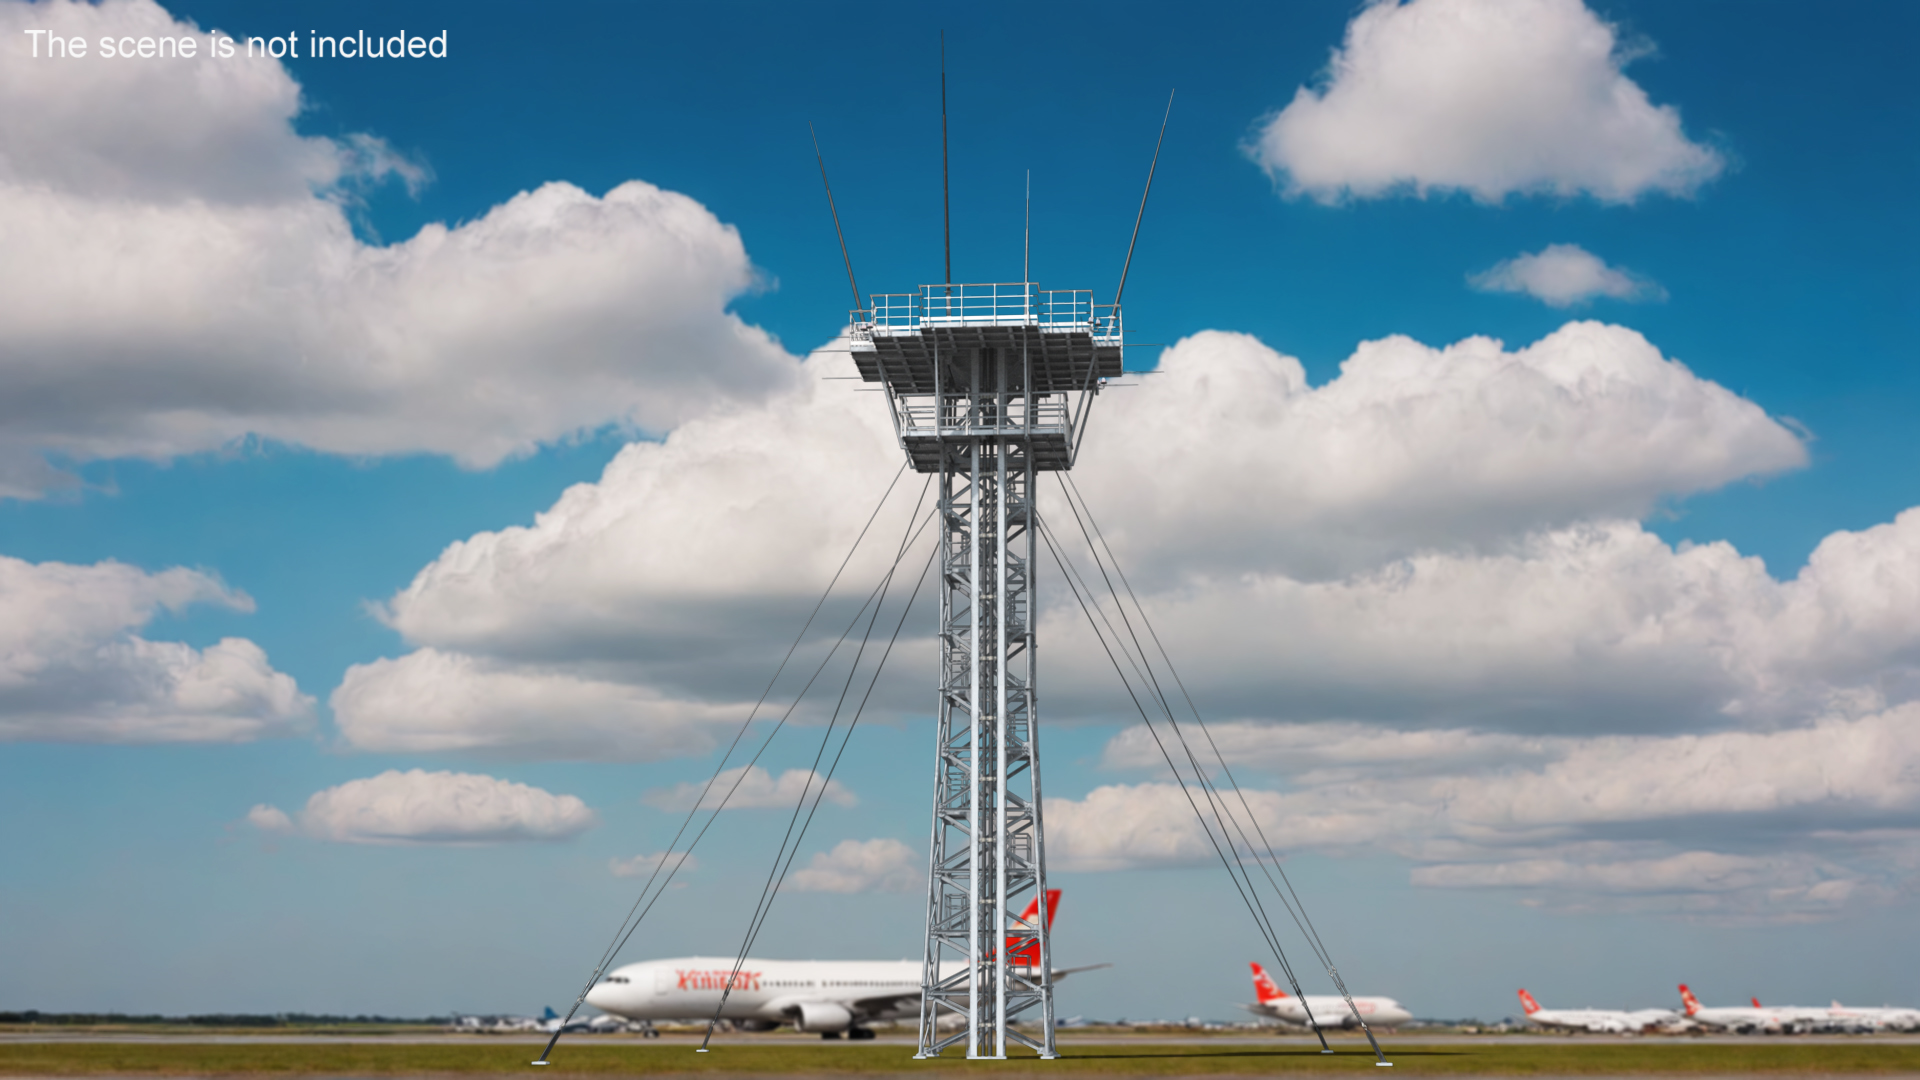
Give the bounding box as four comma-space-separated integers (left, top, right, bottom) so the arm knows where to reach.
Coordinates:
1823, 1001, 1920, 1032
585, 890, 1102, 1039
1516, 989, 1682, 1034
1243, 962, 1412, 1029
450, 1009, 639, 1035
1751, 995, 1844, 1032
1677, 984, 1801, 1032
537, 1009, 646, 1035
538, 1007, 589, 1034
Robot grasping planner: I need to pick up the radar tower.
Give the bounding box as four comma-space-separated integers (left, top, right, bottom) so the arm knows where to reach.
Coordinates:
851, 284, 1122, 1058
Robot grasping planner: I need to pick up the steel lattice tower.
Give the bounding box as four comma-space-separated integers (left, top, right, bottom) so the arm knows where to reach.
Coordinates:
851, 283, 1121, 1059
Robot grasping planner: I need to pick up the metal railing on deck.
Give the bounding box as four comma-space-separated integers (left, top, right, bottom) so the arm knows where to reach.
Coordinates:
851, 283, 1120, 344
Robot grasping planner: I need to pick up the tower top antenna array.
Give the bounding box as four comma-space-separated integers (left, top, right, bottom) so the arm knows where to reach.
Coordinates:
831, 37, 1167, 1058
843, 102, 1137, 1061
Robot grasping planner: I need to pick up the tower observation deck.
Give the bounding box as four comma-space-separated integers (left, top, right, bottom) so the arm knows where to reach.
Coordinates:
851, 281, 1121, 1060
852, 283, 1122, 472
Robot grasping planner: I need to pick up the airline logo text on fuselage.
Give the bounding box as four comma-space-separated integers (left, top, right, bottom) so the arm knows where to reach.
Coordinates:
676, 969, 762, 992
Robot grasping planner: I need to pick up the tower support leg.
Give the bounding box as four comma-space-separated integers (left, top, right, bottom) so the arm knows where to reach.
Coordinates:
918, 354, 1054, 1059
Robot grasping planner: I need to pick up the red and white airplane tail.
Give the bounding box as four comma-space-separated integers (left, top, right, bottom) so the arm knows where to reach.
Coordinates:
1004, 889, 1061, 966
1751, 997, 1763, 1009
1678, 984, 1702, 1017
1249, 962, 1287, 1005
1516, 989, 1543, 1016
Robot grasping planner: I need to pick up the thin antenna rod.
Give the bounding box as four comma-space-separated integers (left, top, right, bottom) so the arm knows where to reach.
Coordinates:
1114, 90, 1174, 309
1023, 170, 1030, 284
940, 31, 952, 287
810, 123, 862, 312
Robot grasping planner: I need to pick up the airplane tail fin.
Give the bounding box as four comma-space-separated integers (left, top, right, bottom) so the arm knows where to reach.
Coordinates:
541, 1007, 558, 1021
1678, 985, 1701, 1017
1517, 989, 1542, 1016
1250, 962, 1286, 1004
1005, 889, 1061, 966
1752, 997, 1763, 1009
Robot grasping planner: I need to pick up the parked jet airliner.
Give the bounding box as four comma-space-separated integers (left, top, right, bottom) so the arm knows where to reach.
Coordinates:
1824, 1001, 1920, 1032
1516, 989, 1682, 1034
1677, 984, 1798, 1032
585, 891, 1100, 1038
1244, 962, 1412, 1029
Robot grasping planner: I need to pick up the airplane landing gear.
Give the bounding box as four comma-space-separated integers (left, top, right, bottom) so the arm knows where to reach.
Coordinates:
847, 1027, 876, 1040
820, 1031, 841, 1040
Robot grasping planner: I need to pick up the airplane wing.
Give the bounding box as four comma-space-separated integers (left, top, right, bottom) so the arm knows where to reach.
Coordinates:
1050, 963, 1112, 980
848, 991, 921, 1019
845, 964, 1110, 1017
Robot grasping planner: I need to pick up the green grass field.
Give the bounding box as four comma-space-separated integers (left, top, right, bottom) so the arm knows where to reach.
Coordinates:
3, 1041, 1919, 1076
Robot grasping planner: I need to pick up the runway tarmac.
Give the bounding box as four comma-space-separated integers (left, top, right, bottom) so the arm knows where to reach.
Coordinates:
7, 1033, 1920, 1079
6, 1030, 1920, 1046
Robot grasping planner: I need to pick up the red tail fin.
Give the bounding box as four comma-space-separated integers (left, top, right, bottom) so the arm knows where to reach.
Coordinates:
1250, 963, 1286, 1004
1751, 997, 1763, 1009
1678, 984, 1701, 1017
1517, 989, 1542, 1015
1005, 889, 1061, 966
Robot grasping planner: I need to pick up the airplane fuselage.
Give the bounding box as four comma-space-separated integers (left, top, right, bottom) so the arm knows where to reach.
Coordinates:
1825, 1004, 1920, 1032
1250, 995, 1412, 1029
1523, 1007, 1679, 1034
587, 957, 944, 1033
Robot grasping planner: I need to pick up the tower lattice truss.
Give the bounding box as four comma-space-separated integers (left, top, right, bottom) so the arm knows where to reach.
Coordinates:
851, 283, 1121, 1059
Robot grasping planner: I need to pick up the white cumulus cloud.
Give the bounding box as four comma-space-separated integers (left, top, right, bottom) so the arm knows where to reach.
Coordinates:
1103, 721, 1561, 781
249, 769, 597, 845
610, 851, 697, 878
1045, 782, 1401, 873
330, 648, 738, 761
334, 321, 1802, 762
787, 838, 921, 894
330, 343, 928, 760
0, 555, 310, 742
1410, 852, 1864, 919
1047, 513, 1920, 735
1072, 323, 1804, 583
1248, 0, 1724, 203
246, 804, 294, 833
1444, 707, 1920, 833
0, 0, 797, 498
1055, 505, 1920, 919
1066, 703, 1920, 920
1470, 243, 1665, 307
643, 766, 857, 812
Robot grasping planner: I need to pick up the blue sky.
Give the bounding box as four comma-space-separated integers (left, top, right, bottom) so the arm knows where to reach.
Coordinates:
2, 0, 1918, 1024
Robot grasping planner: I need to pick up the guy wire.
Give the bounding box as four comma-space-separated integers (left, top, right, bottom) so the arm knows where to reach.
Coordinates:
1042, 482, 1329, 1034
1057, 474, 1388, 1062
1033, 515, 1327, 1050
699, 486, 931, 1039
703, 537, 940, 1048
810, 122, 863, 312
1059, 472, 1347, 967
1113, 90, 1173, 310
599, 486, 933, 1048
535, 466, 919, 1064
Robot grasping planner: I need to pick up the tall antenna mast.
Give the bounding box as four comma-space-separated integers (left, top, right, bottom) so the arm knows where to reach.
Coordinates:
1114, 90, 1173, 309
811, 123, 863, 313
1023, 170, 1030, 284
941, 31, 952, 287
